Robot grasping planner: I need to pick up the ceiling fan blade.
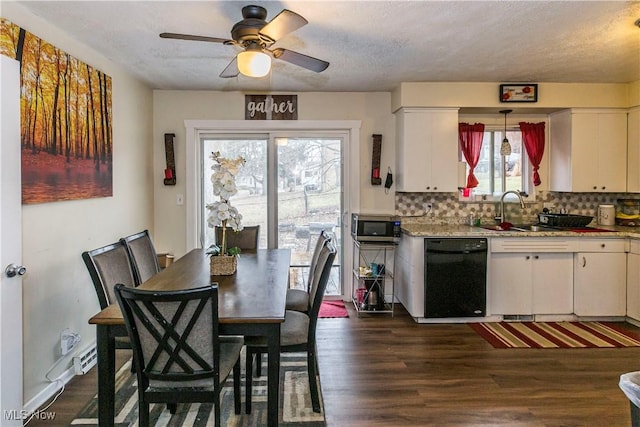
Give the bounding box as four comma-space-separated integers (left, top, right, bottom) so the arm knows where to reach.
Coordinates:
272, 48, 329, 73
259, 9, 308, 42
159, 32, 232, 44
219, 57, 239, 78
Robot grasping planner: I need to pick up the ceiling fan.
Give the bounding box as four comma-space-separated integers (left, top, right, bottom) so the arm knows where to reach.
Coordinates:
159, 4, 329, 78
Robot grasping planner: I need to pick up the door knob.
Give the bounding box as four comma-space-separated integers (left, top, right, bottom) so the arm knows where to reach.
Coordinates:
5, 264, 26, 278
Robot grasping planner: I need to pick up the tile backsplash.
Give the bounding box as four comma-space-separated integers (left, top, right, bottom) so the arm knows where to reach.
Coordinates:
395, 191, 638, 225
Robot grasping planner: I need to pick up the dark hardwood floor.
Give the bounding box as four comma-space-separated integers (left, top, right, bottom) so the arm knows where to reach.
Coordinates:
30, 304, 640, 426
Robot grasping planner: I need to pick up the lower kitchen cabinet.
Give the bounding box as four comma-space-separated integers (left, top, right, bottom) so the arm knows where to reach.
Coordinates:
400, 233, 631, 322
574, 252, 626, 316
490, 252, 573, 315
628, 239, 640, 320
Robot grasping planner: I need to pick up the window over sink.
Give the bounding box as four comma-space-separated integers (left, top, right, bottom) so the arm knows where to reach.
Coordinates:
463, 128, 533, 201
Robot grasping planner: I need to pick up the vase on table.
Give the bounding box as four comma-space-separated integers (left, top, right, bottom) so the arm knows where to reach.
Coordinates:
210, 254, 237, 276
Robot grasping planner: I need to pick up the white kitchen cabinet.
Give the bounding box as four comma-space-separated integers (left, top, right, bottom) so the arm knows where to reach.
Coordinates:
550, 109, 627, 192
489, 252, 573, 315
490, 252, 532, 315
395, 107, 459, 192
574, 239, 627, 317
395, 234, 424, 318
627, 239, 640, 321
627, 107, 640, 193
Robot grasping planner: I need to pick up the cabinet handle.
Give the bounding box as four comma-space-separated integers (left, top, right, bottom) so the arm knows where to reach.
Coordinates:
602, 187, 606, 190
534, 255, 539, 259
601, 244, 605, 248
433, 186, 438, 190
593, 186, 597, 190
426, 186, 430, 190
582, 256, 586, 268
526, 256, 530, 260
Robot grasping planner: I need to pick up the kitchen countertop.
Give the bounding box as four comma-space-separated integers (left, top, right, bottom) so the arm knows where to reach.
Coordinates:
401, 223, 640, 238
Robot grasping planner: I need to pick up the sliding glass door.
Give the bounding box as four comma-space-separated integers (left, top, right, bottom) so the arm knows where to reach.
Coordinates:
202, 133, 343, 296
202, 137, 268, 249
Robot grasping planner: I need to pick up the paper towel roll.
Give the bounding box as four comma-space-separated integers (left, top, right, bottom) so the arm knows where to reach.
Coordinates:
598, 204, 615, 225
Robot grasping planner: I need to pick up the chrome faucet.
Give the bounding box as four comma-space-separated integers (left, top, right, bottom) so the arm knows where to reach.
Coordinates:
497, 190, 526, 224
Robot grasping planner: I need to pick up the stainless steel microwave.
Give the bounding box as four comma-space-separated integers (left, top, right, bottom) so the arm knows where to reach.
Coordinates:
351, 214, 401, 243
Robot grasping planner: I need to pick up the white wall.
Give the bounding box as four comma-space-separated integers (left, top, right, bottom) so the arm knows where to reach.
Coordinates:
152, 91, 395, 257
1, 4, 154, 406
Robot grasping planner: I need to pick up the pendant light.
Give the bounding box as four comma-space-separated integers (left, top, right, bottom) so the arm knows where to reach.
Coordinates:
499, 109, 512, 156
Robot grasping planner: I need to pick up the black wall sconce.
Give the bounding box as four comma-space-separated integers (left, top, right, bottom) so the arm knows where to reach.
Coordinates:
164, 133, 176, 185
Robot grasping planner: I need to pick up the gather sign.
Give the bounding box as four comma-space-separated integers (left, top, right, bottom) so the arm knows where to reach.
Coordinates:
245, 95, 298, 120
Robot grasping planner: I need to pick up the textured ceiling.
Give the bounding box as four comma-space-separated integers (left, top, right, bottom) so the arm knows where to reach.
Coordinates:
14, 1, 640, 92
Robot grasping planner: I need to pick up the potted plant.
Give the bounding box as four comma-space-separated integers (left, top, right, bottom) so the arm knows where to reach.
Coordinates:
206, 151, 245, 275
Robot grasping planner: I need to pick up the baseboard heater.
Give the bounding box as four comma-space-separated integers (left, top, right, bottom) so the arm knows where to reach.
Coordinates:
73, 345, 97, 375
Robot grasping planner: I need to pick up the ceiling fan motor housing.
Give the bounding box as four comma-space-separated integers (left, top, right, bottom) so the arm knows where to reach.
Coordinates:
231, 5, 269, 44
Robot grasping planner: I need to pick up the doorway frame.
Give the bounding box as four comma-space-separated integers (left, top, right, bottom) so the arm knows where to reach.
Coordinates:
184, 120, 361, 300
1, 56, 24, 425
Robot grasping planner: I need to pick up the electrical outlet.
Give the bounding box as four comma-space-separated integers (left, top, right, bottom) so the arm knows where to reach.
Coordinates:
61, 328, 80, 356
424, 203, 433, 211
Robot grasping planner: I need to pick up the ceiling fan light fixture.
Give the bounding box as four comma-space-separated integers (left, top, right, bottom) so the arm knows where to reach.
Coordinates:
237, 49, 271, 78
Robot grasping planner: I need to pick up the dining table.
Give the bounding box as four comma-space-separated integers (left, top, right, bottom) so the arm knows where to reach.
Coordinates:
88, 248, 291, 427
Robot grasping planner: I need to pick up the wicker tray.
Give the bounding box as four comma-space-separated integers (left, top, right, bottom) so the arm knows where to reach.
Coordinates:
537, 213, 593, 227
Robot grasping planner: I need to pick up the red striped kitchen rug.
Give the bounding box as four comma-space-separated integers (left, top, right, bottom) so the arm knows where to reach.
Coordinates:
469, 321, 640, 349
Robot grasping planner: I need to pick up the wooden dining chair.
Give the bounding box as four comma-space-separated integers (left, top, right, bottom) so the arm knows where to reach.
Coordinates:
120, 229, 161, 285
245, 240, 337, 414
114, 283, 243, 427
215, 225, 260, 252
286, 230, 333, 313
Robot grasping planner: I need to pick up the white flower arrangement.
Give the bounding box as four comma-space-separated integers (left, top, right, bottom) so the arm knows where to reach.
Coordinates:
206, 151, 245, 256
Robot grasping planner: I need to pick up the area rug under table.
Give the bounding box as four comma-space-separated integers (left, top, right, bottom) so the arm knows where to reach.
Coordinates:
70, 352, 325, 426
469, 321, 640, 349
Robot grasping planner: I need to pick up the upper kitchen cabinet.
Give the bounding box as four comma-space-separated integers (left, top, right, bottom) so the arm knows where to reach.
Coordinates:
549, 109, 627, 192
395, 108, 459, 192
627, 107, 640, 193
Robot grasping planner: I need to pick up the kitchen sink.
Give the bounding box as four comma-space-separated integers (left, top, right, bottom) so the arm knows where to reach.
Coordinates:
479, 223, 614, 233
510, 224, 564, 232
479, 224, 565, 232
479, 225, 510, 231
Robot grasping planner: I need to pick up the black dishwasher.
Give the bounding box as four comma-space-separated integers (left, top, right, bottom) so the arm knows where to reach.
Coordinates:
424, 238, 487, 318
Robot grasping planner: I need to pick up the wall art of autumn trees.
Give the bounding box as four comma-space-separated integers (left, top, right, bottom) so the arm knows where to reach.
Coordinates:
1, 18, 113, 204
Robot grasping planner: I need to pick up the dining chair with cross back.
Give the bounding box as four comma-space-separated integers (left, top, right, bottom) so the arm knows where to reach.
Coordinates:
114, 283, 244, 427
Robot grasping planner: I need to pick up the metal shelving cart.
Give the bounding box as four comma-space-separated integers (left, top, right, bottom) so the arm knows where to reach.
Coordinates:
351, 239, 396, 316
